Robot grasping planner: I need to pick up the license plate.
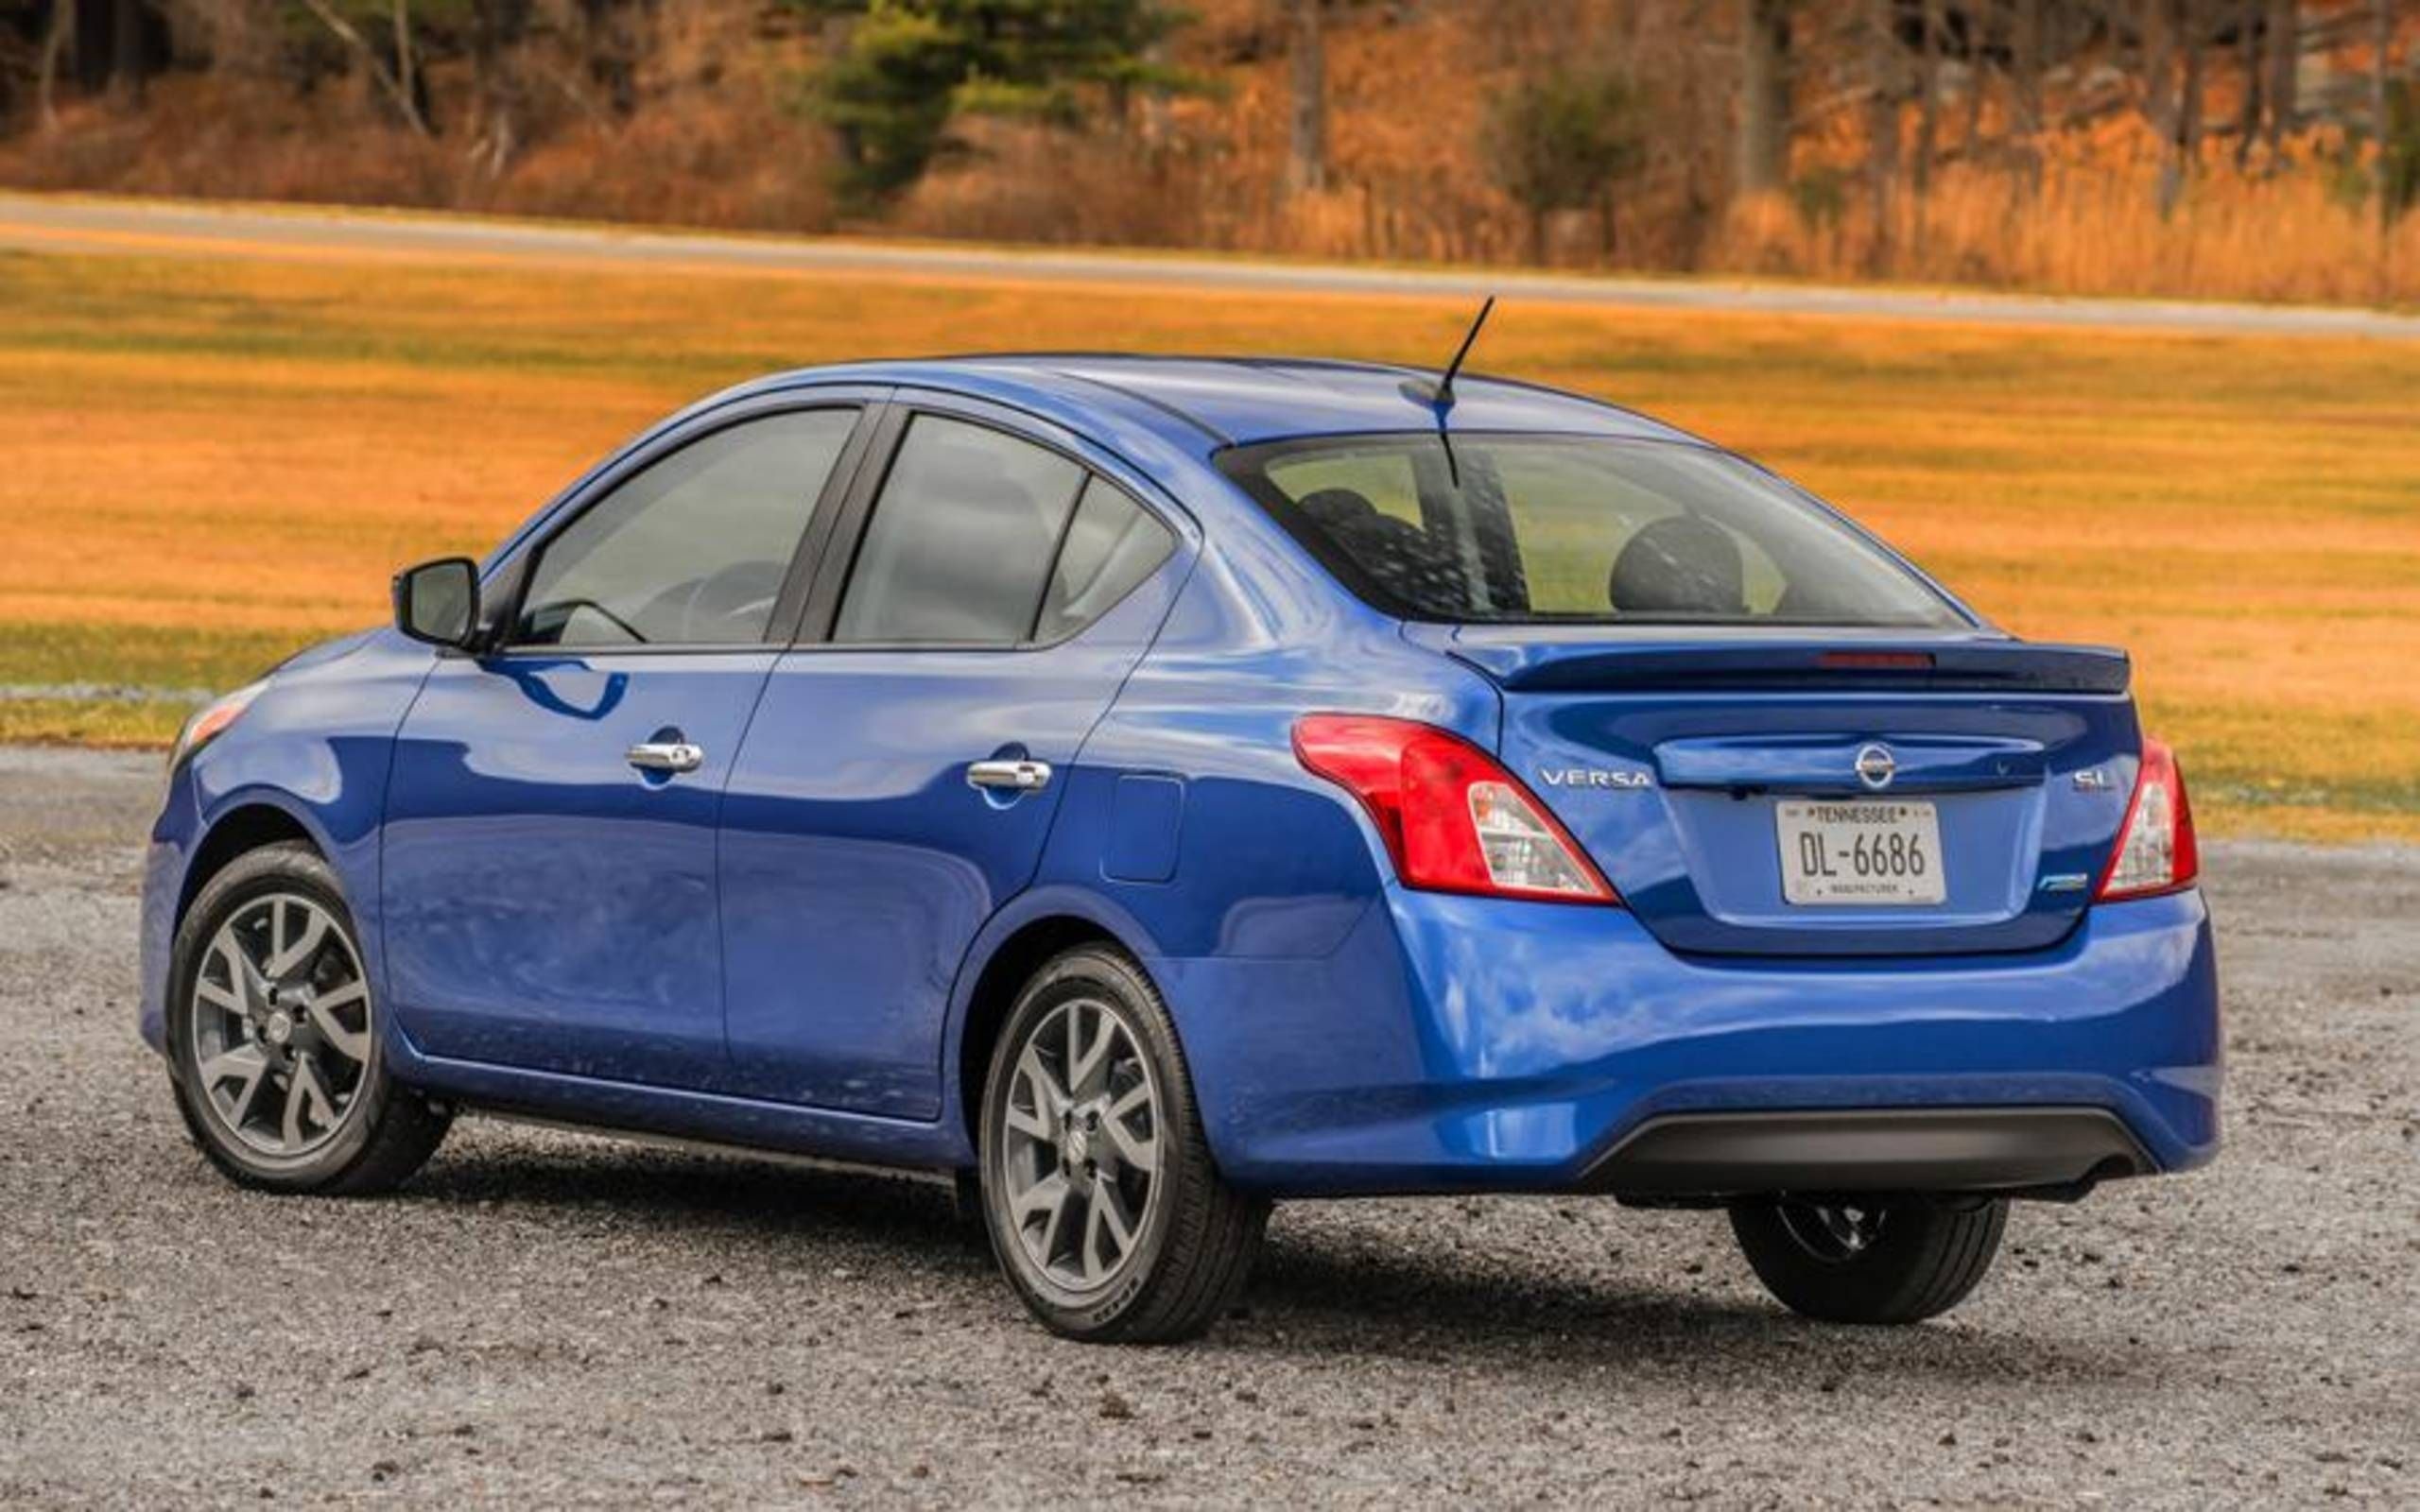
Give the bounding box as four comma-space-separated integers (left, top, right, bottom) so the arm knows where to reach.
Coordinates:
1776, 799, 1946, 906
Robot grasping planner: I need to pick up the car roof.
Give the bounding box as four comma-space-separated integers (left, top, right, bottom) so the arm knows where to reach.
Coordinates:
726, 354, 1703, 455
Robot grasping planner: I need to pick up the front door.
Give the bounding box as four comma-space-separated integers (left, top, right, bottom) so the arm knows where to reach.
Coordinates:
382, 402, 869, 1089
718, 401, 1186, 1119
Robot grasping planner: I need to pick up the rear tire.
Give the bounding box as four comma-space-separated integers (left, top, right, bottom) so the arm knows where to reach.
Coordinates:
1728, 1194, 2007, 1325
166, 841, 451, 1195
978, 945, 1268, 1343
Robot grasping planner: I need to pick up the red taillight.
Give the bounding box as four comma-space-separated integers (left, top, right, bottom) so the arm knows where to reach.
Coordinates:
1816, 650, 1936, 671
1292, 714, 1618, 904
2094, 736, 2200, 901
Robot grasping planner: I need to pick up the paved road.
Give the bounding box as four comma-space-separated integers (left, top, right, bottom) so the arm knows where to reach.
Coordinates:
3, 745, 2416, 1507
6, 190, 2420, 341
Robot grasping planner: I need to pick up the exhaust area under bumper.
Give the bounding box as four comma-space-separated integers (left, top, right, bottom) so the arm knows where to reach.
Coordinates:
1583, 1106, 2156, 1201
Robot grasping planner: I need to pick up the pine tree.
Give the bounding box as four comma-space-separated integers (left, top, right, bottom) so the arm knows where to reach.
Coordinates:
810, 0, 1190, 209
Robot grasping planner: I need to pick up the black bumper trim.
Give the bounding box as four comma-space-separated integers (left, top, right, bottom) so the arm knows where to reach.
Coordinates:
1583, 1107, 2156, 1198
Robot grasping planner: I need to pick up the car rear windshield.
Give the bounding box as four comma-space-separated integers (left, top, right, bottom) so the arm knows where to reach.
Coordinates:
1219, 433, 1968, 628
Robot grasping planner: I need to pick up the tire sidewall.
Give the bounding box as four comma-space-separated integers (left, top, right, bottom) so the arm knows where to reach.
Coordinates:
1730, 1195, 2007, 1325
165, 842, 400, 1192
978, 949, 1195, 1335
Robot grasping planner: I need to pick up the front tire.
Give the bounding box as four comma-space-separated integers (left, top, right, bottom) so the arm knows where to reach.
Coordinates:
1728, 1194, 2007, 1325
978, 946, 1267, 1343
166, 841, 450, 1195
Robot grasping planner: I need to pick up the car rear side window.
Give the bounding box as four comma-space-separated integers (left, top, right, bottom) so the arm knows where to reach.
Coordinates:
513, 408, 856, 648
1034, 478, 1175, 644
833, 416, 1098, 645
1222, 434, 1965, 628
837, 416, 1176, 643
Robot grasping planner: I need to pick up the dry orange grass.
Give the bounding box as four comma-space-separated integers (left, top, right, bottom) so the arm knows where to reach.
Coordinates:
1, 242, 2414, 841
1719, 158, 2420, 307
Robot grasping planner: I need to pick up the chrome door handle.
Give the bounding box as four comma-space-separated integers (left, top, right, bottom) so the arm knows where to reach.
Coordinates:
967, 758, 1052, 792
626, 741, 705, 774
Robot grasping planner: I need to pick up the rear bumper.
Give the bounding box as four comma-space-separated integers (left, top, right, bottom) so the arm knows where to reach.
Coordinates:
1584, 1107, 2154, 1198
1154, 886, 2221, 1198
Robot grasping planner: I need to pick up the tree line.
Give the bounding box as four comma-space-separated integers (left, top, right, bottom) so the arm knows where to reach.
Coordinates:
0, 2, 2411, 274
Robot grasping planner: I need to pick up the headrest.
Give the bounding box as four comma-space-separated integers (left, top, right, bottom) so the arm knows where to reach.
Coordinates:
1608, 515, 1746, 616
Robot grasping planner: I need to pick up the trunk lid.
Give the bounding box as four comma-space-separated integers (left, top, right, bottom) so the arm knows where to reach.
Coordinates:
1418, 627, 2140, 956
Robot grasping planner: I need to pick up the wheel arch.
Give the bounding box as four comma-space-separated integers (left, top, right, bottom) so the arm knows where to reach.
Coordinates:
177, 799, 325, 926
945, 891, 1167, 1157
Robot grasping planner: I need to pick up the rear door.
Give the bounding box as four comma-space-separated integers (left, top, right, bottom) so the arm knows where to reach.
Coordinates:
382, 396, 879, 1086
717, 396, 1188, 1118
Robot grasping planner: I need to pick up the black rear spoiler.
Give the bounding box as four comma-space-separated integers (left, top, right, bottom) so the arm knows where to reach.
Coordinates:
1421, 630, 2132, 696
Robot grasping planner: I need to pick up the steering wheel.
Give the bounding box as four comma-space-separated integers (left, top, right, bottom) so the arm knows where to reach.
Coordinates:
669, 560, 786, 643
522, 596, 649, 646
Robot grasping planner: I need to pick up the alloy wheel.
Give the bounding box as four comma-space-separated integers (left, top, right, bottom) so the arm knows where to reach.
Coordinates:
996, 997, 1163, 1292
1776, 1200, 1889, 1263
186, 892, 373, 1158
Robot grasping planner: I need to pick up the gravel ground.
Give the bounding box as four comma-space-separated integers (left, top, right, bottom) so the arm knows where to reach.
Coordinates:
2, 745, 2415, 1508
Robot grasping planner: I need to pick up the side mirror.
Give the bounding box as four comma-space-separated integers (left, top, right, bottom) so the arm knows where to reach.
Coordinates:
393, 557, 481, 649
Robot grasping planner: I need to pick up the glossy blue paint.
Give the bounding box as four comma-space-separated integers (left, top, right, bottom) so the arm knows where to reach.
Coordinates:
137, 355, 2221, 1203
717, 389, 1199, 1118
717, 595, 1179, 1117
1102, 776, 1184, 884
140, 627, 436, 1055
1157, 885, 2218, 1194
381, 650, 777, 1087
995, 356, 1700, 447
1499, 680, 2138, 956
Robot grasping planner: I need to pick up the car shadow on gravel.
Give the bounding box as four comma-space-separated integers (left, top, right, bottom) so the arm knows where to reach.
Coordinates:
1231, 1230, 2153, 1388
398, 1133, 2161, 1388
404, 1136, 986, 1258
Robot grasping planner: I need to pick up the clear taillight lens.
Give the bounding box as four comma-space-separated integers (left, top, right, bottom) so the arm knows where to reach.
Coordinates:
1467, 781, 1601, 897
1293, 714, 1618, 904
2095, 736, 2200, 901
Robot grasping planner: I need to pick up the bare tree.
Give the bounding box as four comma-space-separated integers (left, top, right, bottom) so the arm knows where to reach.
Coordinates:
469, 0, 533, 177
36, 0, 75, 132
2013, 0, 2046, 195
1866, 0, 1900, 271
394, 0, 418, 126
2235, 0, 2264, 169
109, 0, 144, 107
2179, 0, 2207, 184
1736, 0, 1791, 196
2141, 0, 2187, 215
1913, 0, 1943, 213
2265, 0, 2299, 157
1962, 0, 1989, 151
1286, 0, 1328, 195
298, 0, 431, 136
2377, 0, 2397, 243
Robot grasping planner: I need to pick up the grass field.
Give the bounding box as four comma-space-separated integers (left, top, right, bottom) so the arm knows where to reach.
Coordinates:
1, 239, 2415, 842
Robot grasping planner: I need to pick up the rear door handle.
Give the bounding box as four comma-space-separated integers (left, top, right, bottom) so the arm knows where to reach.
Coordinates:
627, 740, 705, 774
967, 758, 1052, 792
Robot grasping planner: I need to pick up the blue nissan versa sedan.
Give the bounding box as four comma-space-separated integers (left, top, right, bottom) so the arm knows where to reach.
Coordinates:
141, 347, 2220, 1343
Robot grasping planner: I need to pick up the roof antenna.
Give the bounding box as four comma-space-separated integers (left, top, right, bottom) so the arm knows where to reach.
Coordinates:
1401, 296, 1495, 488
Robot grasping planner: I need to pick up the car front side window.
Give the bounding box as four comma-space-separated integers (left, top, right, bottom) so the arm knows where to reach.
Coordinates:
512, 408, 856, 649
